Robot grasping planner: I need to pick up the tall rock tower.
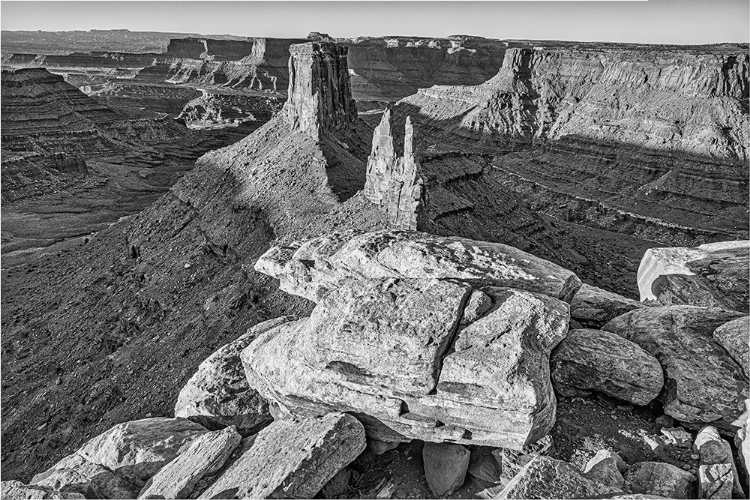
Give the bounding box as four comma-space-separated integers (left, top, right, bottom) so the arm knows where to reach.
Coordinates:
284, 42, 357, 140
364, 110, 427, 230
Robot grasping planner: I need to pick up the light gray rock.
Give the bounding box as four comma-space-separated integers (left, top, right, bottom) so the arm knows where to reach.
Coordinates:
468, 446, 503, 484
32, 418, 207, 489
138, 426, 241, 499
661, 427, 693, 448
496, 456, 621, 499
175, 317, 296, 433
603, 306, 747, 430
712, 316, 749, 377
199, 413, 365, 499
551, 328, 663, 405
624, 461, 697, 498
422, 442, 470, 497
736, 400, 750, 482
694, 426, 744, 498
1, 481, 86, 499
461, 289, 494, 325
31, 453, 139, 499
583, 449, 626, 489
243, 282, 569, 449
698, 463, 734, 499
570, 284, 645, 328
493, 435, 555, 484
255, 230, 582, 303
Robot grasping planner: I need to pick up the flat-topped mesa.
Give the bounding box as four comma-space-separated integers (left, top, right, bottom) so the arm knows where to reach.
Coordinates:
284, 42, 357, 140
364, 110, 427, 230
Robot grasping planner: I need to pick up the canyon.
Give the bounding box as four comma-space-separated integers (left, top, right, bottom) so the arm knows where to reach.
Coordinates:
1, 28, 748, 500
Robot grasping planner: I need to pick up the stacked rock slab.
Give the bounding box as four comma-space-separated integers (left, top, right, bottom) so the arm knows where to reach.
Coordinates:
284, 41, 357, 140
637, 240, 749, 312
247, 230, 580, 450
363, 109, 427, 230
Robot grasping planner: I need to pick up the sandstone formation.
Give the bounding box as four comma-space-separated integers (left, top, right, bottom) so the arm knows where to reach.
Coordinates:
284, 42, 357, 140
363, 110, 426, 230
637, 240, 749, 311
602, 306, 747, 430
255, 230, 582, 303
551, 328, 663, 405
174, 317, 297, 434
569, 284, 645, 329
199, 413, 365, 499
712, 316, 750, 377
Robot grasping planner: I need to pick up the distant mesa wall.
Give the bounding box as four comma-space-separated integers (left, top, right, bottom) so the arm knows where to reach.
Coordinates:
364, 109, 426, 230
284, 42, 357, 140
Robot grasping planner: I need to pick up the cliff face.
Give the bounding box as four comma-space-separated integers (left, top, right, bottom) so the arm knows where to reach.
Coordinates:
285, 42, 357, 140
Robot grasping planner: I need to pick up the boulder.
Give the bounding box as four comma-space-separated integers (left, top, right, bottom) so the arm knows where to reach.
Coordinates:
583, 449, 626, 489
243, 281, 569, 449
1, 481, 86, 499
496, 456, 622, 498
694, 426, 744, 498
570, 284, 645, 328
139, 426, 241, 499
493, 435, 554, 483
319, 468, 352, 499
174, 317, 296, 433
467, 446, 503, 484
737, 400, 750, 482
637, 241, 749, 312
624, 461, 697, 498
698, 463, 734, 499
712, 316, 749, 377
602, 306, 747, 430
367, 439, 399, 456
551, 328, 663, 405
31, 453, 139, 499
255, 230, 582, 303
32, 418, 207, 489
422, 442, 470, 497
199, 413, 365, 499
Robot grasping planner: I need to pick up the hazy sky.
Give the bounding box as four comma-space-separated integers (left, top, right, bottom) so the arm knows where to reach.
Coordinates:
2, 0, 748, 45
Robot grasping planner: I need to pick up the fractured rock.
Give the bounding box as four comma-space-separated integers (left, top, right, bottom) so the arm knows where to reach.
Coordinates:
570, 283, 645, 329
698, 463, 734, 499
496, 456, 621, 498
583, 449, 626, 489
364, 110, 426, 230
624, 461, 697, 498
603, 306, 747, 430
30, 453, 139, 499
712, 316, 749, 377
1, 481, 85, 499
243, 278, 569, 449
694, 426, 744, 498
551, 328, 663, 405
637, 241, 749, 312
139, 426, 241, 499
255, 230, 582, 304
199, 413, 365, 499
422, 442, 471, 497
174, 317, 297, 434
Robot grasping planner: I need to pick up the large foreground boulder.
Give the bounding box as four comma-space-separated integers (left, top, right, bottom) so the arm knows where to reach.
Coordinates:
570, 284, 645, 329
637, 240, 749, 312
174, 317, 297, 433
255, 230, 582, 303
199, 413, 365, 499
243, 278, 569, 449
603, 306, 747, 430
551, 328, 663, 405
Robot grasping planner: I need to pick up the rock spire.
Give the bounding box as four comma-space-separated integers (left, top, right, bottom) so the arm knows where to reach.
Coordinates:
284, 41, 357, 140
364, 110, 426, 230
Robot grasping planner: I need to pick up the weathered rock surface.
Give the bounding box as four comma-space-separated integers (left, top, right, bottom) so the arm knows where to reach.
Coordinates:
422, 442, 470, 497
602, 306, 747, 430
30, 453, 139, 499
698, 463, 734, 499
570, 284, 645, 329
694, 426, 744, 498
174, 317, 296, 433
138, 426, 241, 499
737, 400, 750, 482
199, 413, 365, 499
467, 446, 503, 484
582, 449, 626, 489
32, 418, 208, 489
497, 456, 621, 499
551, 328, 663, 405
624, 462, 697, 498
363, 110, 426, 230
255, 230, 582, 303
712, 316, 749, 377
637, 241, 749, 312
284, 42, 357, 140
1, 481, 85, 499
244, 267, 569, 449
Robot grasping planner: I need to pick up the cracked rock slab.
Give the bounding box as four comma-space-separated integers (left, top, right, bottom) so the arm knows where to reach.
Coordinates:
570, 283, 645, 328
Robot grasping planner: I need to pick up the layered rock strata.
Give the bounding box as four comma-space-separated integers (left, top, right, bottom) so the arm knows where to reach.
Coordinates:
364, 110, 426, 230
246, 230, 577, 450
284, 42, 357, 140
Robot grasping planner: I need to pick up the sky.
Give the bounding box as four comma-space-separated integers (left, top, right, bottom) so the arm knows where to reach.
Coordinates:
1, 0, 748, 45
